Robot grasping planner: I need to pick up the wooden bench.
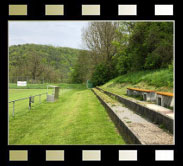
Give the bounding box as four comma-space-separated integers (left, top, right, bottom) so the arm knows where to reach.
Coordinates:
156, 92, 174, 108
127, 88, 155, 93
127, 88, 156, 101
127, 88, 174, 108
156, 92, 173, 97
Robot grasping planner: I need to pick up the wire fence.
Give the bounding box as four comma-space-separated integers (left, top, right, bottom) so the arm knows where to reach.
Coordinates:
9, 76, 45, 84
8, 92, 48, 117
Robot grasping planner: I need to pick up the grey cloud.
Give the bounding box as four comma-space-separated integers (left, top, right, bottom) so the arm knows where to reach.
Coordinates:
9, 21, 89, 49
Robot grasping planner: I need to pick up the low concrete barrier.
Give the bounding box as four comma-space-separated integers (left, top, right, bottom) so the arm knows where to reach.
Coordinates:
96, 87, 173, 134
91, 89, 143, 144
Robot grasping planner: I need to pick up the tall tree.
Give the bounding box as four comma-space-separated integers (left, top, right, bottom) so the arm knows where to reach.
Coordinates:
82, 22, 118, 64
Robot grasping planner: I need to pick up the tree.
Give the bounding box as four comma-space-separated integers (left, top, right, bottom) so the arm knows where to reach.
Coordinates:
82, 22, 118, 64
9, 44, 81, 83
26, 50, 44, 80
91, 63, 114, 86
114, 22, 173, 72
81, 22, 119, 85
71, 50, 92, 83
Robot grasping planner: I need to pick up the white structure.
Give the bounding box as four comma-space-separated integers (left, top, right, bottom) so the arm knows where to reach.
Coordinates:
47, 85, 60, 102
127, 88, 156, 102
17, 81, 27, 86
156, 92, 174, 108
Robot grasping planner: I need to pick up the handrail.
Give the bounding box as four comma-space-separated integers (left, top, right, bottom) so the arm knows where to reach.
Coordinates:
8, 92, 47, 103
9, 92, 48, 117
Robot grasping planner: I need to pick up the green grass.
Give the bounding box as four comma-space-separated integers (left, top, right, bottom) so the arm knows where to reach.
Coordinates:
110, 69, 173, 88
9, 88, 125, 145
100, 68, 173, 97
57, 83, 86, 89
9, 89, 48, 101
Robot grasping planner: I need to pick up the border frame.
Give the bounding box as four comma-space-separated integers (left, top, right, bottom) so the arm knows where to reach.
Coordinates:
0, 0, 181, 166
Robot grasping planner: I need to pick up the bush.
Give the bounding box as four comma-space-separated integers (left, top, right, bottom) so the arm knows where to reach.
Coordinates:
114, 55, 131, 75
91, 63, 115, 86
144, 52, 162, 69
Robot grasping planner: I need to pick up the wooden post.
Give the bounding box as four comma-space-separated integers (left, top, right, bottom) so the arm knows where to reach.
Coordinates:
29, 96, 31, 110
39, 95, 41, 104
12, 101, 15, 117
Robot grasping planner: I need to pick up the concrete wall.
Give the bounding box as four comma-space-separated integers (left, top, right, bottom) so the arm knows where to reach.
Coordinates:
47, 95, 55, 102
54, 87, 59, 99
97, 87, 173, 134
127, 89, 156, 101
156, 94, 174, 108
92, 89, 143, 144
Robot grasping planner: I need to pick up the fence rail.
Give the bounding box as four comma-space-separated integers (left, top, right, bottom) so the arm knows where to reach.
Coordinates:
9, 92, 48, 117
9, 76, 45, 84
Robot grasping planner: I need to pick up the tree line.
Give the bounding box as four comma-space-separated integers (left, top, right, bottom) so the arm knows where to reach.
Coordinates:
71, 22, 173, 86
9, 44, 80, 83
9, 22, 173, 86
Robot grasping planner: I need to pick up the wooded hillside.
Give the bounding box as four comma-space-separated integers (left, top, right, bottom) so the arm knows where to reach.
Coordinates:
9, 44, 81, 83
9, 22, 173, 86
71, 22, 173, 86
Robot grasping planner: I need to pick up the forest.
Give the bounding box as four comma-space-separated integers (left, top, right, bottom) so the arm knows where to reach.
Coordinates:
9, 44, 80, 83
72, 22, 173, 86
9, 22, 173, 86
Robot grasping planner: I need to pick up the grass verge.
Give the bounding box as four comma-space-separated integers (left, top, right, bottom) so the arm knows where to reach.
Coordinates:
100, 68, 173, 97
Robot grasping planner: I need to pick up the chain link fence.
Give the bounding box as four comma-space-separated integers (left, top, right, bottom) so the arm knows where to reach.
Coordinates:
9, 76, 45, 84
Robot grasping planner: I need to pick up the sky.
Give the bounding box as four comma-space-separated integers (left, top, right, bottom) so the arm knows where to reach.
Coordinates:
9, 21, 89, 49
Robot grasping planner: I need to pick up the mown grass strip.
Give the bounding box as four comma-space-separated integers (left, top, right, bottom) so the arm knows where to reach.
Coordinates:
9, 88, 125, 145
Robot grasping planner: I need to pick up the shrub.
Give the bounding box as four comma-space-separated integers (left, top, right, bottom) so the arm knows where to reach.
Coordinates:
91, 63, 115, 86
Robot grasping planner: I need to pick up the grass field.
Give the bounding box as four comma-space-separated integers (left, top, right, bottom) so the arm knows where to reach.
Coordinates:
9, 89, 48, 101
9, 87, 125, 145
9, 83, 86, 89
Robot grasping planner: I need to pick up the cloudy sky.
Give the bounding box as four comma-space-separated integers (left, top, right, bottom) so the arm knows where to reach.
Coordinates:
9, 21, 89, 49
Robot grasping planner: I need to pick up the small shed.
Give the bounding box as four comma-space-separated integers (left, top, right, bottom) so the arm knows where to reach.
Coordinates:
156, 92, 174, 108
47, 85, 60, 102
127, 88, 156, 101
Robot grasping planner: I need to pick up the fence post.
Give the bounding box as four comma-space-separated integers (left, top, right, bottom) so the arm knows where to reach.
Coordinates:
12, 101, 15, 117
29, 96, 31, 110
39, 94, 41, 104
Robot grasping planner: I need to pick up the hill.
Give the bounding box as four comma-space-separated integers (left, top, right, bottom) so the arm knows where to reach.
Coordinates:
99, 68, 173, 96
9, 44, 82, 83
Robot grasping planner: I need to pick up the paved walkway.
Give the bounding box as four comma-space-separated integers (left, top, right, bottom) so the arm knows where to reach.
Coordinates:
114, 94, 174, 120
123, 96, 174, 119
145, 104, 174, 119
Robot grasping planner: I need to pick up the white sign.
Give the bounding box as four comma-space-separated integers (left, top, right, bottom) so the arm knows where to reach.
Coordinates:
17, 81, 27, 87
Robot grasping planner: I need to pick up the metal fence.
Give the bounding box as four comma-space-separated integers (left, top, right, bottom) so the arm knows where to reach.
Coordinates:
9, 76, 45, 84
8, 92, 48, 117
